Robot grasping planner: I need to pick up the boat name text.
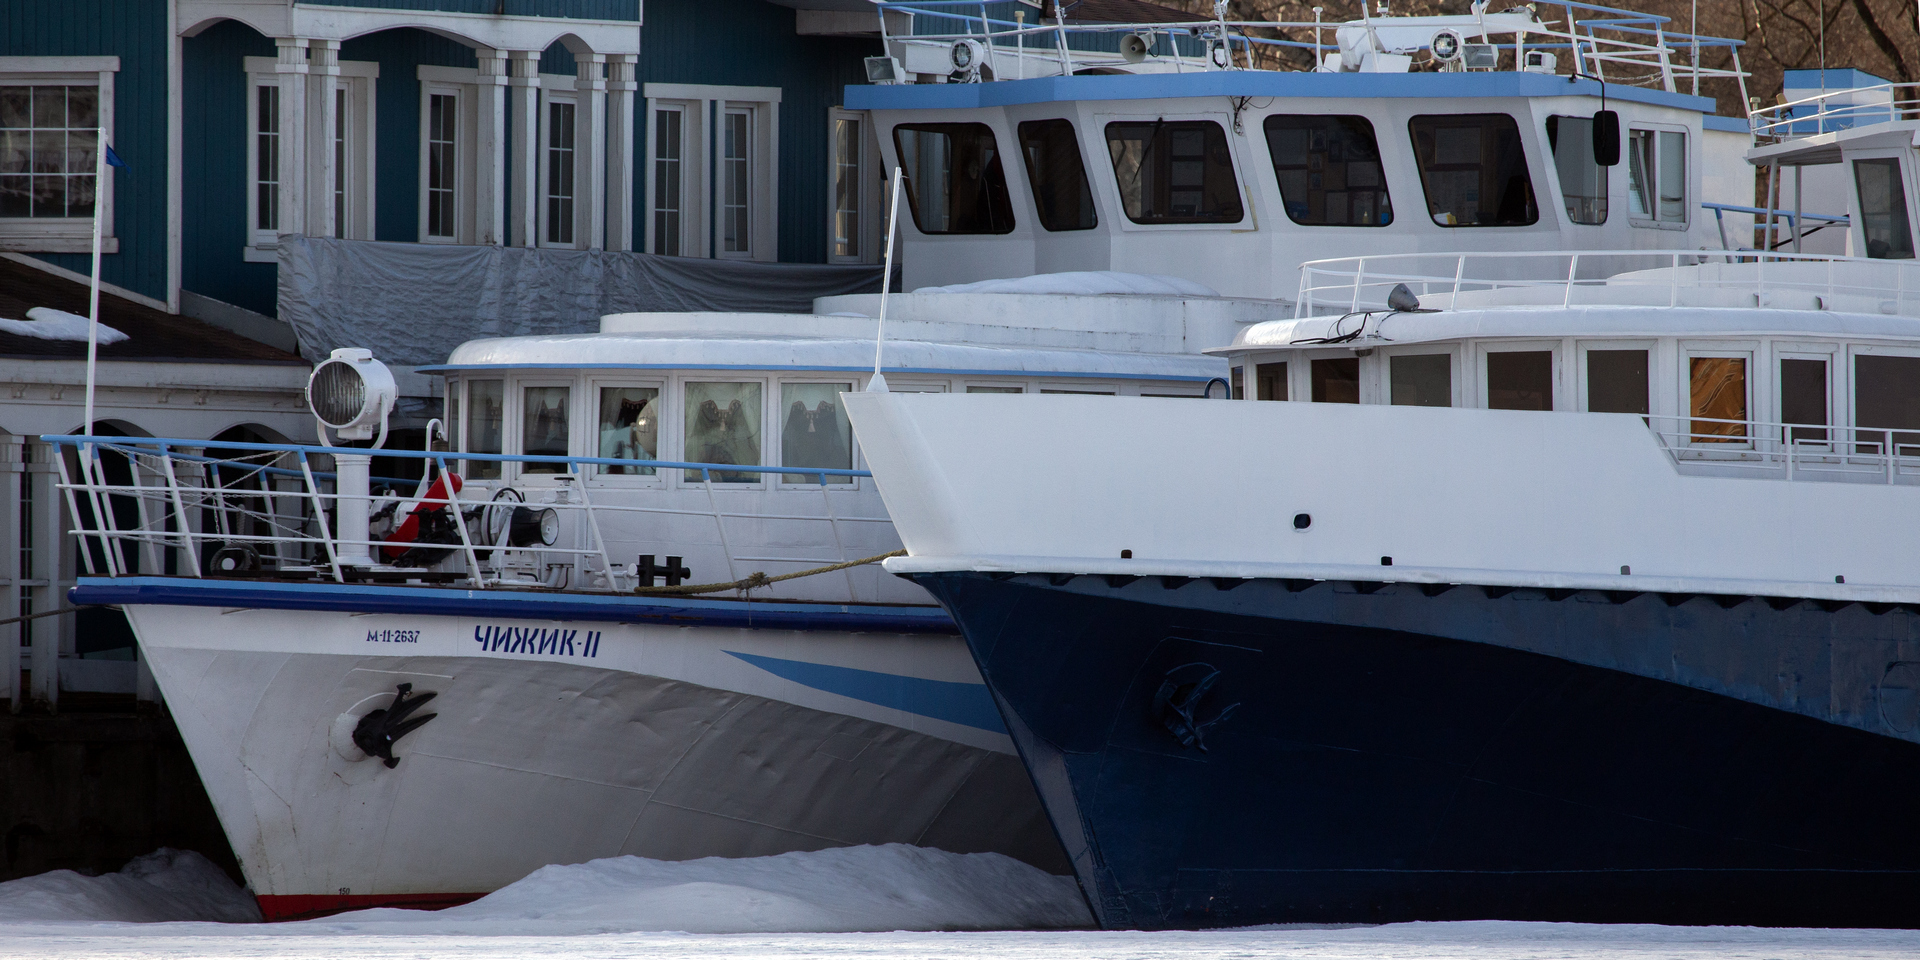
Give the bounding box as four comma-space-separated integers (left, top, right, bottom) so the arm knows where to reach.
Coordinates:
473, 625, 602, 658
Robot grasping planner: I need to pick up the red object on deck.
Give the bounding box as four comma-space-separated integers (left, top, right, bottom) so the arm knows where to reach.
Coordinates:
380, 473, 464, 560
255, 891, 483, 922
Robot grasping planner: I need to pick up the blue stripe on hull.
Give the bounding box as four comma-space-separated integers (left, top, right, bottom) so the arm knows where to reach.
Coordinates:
912, 571, 1920, 929
72, 577, 955, 634
725, 650, 1005, 733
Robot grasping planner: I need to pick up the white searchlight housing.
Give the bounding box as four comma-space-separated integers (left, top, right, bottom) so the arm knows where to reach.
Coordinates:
308, 348, 397, 446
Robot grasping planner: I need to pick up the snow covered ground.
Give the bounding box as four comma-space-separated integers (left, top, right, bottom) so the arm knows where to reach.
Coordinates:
1, 846, 1917, 959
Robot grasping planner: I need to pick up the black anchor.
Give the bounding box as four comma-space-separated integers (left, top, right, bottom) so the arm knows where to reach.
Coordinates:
1152, 663, 1239, 752
352, 683, 439, 768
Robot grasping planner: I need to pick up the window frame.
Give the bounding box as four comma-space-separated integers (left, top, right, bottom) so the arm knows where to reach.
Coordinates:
416, 68, 480, 244
1625, 123, 1689, 229
1545, 114, 1608, 227
1845, 343, 1920, 457
1679, 341, 1757, 449
511, 378, 581, 481
1098, 115, 1247, 227
1776, 342, 1838, 453
1575, 339, 1655, 415
719, 103, 756, 259
642, 84, 779, 260
1261, 113, 1394, 228
457, 377, 508, 481
0, 56, 119, 253
240, 57, 377, 259
539, 89, 579, 248
774, 377, 861, 490
645, 98, 702, 257
891, 120, 1019, 236
1849, 151, 1918, 260
679, 376, 770, 488
1378, 344, 1461, 407
1476, 341, 1563, 410
1015, 116, 1100, 233
587, 377, 668, 487
828, 107, 883, 262
1407, 112, 1539, 228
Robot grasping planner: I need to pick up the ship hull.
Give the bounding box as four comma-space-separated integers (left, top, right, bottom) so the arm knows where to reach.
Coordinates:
911, 570, 1920, 929
77, 578, 1067, 920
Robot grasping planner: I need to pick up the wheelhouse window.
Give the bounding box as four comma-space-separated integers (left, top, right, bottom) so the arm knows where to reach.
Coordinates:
1256, 361, 1287, 400
521, 385, 572, 473
466, 380, 504, 480
1854, 354, 1920, 454
544, 99, 576, 246
1310, 357, 1359, 403
1390, 354, 1451, 406
780, 383, 853, 484
893, 123, 1015, 234
651, 106, 684, 255
1017, 119, 1097, 231
598, 386, 659, 476
1487, 351, 1552, 410
1627, 129, 1686, 224
1546, 115, 1607, 225
1688, 356, 1747, 442
1586, 349, 1648, 414
1779, 357, 1829, 446
685, 382, 762, 482
1263, 115, 1392, 227
1854, 158, 1915, 260
1104, 120, 1243, 224
1408, 114, 1536, 227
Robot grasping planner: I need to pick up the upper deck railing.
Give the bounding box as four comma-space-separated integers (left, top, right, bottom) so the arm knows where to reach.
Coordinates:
1749, 81, 1920, 143
1294, 249, 1920, 319
44, 435, 882, 594
876, 0, 1745, 98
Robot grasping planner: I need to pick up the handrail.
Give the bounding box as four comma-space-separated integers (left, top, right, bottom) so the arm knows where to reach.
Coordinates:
1748, 80, 1920, 141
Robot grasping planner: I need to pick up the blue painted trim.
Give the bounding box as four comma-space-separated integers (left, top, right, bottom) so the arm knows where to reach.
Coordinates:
415, 363, 1217, 381
725, 649, 1004, 733
1703, 115, 1751, 133
71, 577, 956, 634
845, 72, 1716, 114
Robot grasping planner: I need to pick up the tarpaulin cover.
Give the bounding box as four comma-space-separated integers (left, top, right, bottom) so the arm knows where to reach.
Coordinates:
278, 236, 887, 365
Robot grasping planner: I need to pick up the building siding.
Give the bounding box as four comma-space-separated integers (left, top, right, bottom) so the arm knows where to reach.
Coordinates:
338, 29, 480, 243
304, 0, 640, 21
0, 0, 171, 302
180, 19, 275, 315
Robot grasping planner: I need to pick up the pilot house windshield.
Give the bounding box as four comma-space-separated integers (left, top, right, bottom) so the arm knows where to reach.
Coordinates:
1264, 115, 1392, 226
893, 123, 1015, 234
1105, 120, 1244, 224
1409, 114, 1537, 227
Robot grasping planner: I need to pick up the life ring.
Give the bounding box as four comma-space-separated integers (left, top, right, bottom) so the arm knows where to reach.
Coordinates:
381, 473, 464, 561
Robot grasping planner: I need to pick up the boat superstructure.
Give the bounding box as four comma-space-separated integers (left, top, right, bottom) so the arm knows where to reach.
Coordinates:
840, 88, 1920, 929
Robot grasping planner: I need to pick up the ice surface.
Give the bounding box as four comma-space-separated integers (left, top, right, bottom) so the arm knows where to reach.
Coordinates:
912, 272, 1220, 298
0, 307, 129, 344
0, 849, 259, 924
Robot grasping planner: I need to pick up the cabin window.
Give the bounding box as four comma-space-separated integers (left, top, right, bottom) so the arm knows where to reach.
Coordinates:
1688, 357, 1747, 441
445, 384, 462, 456
1104, 120, 1244, 224
1263, 115, 1392, 227
1853, 354, 1920, 454
1486, 351, 1553, 410
1779, 357, 1829, 446
1256, 362, 1287, 400
1854, 158, 1915, 260
1390, 354, 1451, 406
1546, 116, 1607, 225
1585, 350, 1648, 414
893, 123, 1015, 235
1017, 119, 1097, 231
967, 385, 1024, 393
1626, 129, 1686, 224
1310, 357, 1359, 403
1408, 114, 1536, 227
1230, 365, 1244, 399
684, 381, 762, 482
598, 386, 659, 476
520, 386, 572, 473
780, 383, 853, 484
467, 380, 504, 480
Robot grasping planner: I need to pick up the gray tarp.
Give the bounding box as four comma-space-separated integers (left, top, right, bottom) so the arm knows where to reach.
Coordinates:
277, 236, 887, 365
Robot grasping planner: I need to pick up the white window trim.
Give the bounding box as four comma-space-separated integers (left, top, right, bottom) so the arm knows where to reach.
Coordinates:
1627, 123, 1689, 230
675, 375, 772, 489
827, 107, 882, 265
586, 377, 667, 486
1475, 340, 1567, 411
508, 377, 578, 485
418, 66, 481, 244
774, 377, 861, 490
645, 98, 705, 257
644, 83, 780, 261
1375, 344, 1464, 408
0, 56, 120, 253
1679, 341, 1758, 449
1574, 338, 1657, 414
243, 56, 377, 260
539, 85, 580, 249
1846, 149, 1919, 261
1086, 110, 1248, 234
1773, 341, 1840, 454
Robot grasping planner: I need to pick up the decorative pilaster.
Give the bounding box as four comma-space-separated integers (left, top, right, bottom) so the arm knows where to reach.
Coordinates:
507, 51, 542, 248
605, 54, 638, 252
273, 37, 310, 239
475, 50, 509, 245
573, 54, 608, 250
306, 39, 340, 239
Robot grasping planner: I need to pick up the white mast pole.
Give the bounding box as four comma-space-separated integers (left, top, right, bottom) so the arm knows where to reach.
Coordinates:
870, 167, 903, 393
83, 124, 108, 440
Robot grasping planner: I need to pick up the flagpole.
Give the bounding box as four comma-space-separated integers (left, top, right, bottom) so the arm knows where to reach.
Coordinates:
82, 124, 107, 440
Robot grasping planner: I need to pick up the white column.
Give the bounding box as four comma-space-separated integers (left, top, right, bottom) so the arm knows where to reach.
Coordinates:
27, 448, 59, 710
306, 39, 340, 239
507, 51, 541, 248
575, 53, 607, 250
475, 49, 509, 245
273, 37, 310, 240
605, 55, 637, 252
0, 436, 20, 712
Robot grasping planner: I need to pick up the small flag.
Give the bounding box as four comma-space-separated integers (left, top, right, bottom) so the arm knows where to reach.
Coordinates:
104, 143, 126, 169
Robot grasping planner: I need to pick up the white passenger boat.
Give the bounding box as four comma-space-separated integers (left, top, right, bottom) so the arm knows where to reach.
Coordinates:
842, 89, 1920, 928
55, 0, 1768, 918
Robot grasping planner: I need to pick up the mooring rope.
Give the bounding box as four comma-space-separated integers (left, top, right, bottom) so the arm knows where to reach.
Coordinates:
0, 607, 86, 628
632, 549, 907, 597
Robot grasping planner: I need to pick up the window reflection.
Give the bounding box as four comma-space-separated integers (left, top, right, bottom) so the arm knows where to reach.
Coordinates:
598, 386, 659, 476
1627, 130, 1687, 224
1104, 120, 1243, 224
781, 383, 853, 483
1310, 357, 1359, 403
467, 379, 503, 480
521, 386, 571, 472
1017, 119, 1097, 231
1389, 354, 1450, 407
1263, 115, 1392, 227
1546, 116, 1607, 225
1487, 351, 1553, 410
1256, 362, 1287, 400
893, 123, 1015, 235
1688, 357, 1746, 441
1585, 350, 1648, 414
685, 382, 761, 482
1408, 114, 1536, 227
1854, 158, 1915, 260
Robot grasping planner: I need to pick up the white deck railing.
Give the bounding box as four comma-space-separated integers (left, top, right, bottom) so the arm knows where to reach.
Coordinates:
45, 435, 885, 593
1749, 81, 1920, 143
1652, 416, 1920, 485
1295, 249, 1920, 318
